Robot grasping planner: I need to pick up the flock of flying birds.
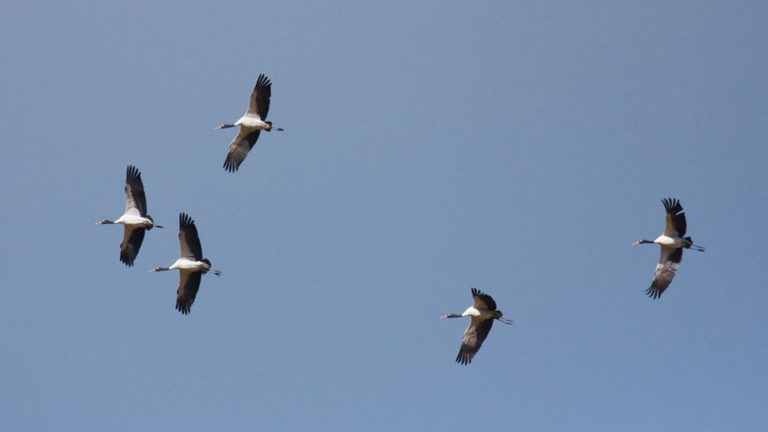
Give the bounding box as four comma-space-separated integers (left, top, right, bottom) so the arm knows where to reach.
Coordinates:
97, 74, 279, 314
96, 74, 706, 365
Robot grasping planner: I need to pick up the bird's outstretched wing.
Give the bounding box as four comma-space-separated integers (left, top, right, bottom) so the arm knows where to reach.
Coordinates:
176, 270, 202, 315
457, 317, 494, 365
119, 226, 146, 266
125, 165, 147, 216
662, 198, 686, 237
223, 130, 261, 172
248, 73, 272, 120
646, 246, 683, 299
178, 213, 204, 260
471, 287, 497, 311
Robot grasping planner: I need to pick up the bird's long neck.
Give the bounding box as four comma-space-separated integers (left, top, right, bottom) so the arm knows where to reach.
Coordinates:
441, 313, 463, 318
634, 239, 654, 245
96, 219, 114, 225
150, 266, 171, 272
216, 123, 236, 129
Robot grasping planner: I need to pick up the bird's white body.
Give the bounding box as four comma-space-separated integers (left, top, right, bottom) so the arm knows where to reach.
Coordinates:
461, 306, 494, 319
167, 257, 212, 272
235, 113, 271, 130
228, 114, 273, 151
652, 234, 689, 247
113, 212, 154, 228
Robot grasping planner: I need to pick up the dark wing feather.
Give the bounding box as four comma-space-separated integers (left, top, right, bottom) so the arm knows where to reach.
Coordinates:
124, 165, 148, 216
178, 213, 203, 259
176, 270, 202, 315
119, 226, 145, 266
471, 287, 497, 311
248, 73, 272, 120
223, 130, 261, 172
662, 198, 686, 237
646, 247, 683, 299
456, 317, 494, 365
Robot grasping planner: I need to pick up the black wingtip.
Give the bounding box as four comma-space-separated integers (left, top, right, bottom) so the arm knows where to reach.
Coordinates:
456, 351, 472, 365
255, 73, 272, 89
223, 158, 239, 173
645, 285, 662, 299
176, 301, 191, 315
179, 212, 195, 228
126, 164, 141, 183
662, 197, 683, 215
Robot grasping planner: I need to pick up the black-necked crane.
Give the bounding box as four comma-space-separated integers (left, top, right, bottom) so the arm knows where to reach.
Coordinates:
216, 73, 283, 173
442, 288, 513, 365
633, 198, 705, 299
150, 213, 221, 315
96, 165, 163, 266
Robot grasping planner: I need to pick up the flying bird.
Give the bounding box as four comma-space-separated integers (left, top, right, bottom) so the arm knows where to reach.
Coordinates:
216, 73, 284, 172
633, 198, 705, 299
150, 213, 221, 315
96, 165, 163, 266
442, 288, 513, 365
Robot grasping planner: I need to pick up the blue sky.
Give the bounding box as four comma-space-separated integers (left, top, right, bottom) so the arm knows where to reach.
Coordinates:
2, 1, 767, 430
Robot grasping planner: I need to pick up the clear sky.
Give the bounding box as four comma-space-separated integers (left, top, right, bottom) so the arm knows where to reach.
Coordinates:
2, 1, 767, 430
